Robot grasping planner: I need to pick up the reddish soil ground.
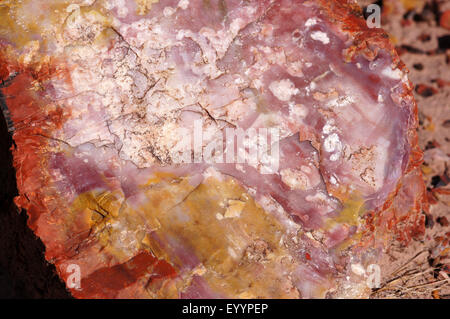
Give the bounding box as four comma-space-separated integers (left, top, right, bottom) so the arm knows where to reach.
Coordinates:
359, 0, 450, 299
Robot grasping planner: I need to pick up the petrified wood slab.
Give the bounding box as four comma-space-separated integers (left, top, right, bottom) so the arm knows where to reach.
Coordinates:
0, 0, 427, 298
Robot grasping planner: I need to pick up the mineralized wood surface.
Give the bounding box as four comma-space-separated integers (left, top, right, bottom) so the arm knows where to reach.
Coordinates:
0, 0, 427, 298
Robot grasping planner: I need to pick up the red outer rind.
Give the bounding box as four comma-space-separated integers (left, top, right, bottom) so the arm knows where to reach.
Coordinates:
0, 49, 71, 263
74, 251, 177, 299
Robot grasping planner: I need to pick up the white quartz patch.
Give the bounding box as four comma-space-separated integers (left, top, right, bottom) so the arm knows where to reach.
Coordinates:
324, 133, 341, 153
178, 0, 189, 10
305, 18, 317, 27
381, 67, 403, 80
269, 79, 299, 101
324, 133, 342, 162
280, 168, 310, 190
310, 31, 330, 44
